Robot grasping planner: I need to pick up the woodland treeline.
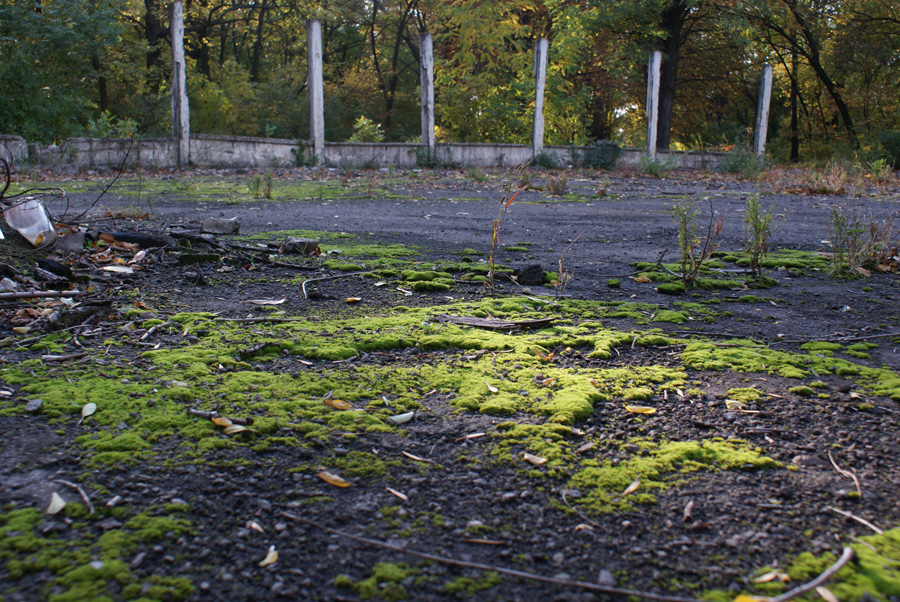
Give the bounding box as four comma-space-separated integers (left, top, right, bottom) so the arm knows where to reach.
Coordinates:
1, 0, 898, 163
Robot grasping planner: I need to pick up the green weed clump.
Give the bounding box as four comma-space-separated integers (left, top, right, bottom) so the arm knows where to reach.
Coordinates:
744, 194, 777, 276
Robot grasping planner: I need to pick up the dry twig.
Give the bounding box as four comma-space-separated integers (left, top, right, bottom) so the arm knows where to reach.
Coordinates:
827, 450, 862, 499
770, 546, 855, 602
280, 512, 702, 602
826, 506, 883, 535
301, 271, 374, 299
53, 479, 94, 515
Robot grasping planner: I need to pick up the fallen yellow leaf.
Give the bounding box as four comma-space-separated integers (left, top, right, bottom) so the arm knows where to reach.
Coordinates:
522, 452, 547, 466
634, 274, 653, 283
223, 424, 256, 435
324, 399, 352, 410
211, 416, 233, 427
622, 478, 641, 496
318, 471, 351, 488
259, 545, 278, 567
386, 487, 408, 502
486, 382, 499, 394
624, 405, 656, 414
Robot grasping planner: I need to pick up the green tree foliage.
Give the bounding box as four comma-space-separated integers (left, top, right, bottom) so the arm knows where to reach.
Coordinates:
0, 0, 898, 163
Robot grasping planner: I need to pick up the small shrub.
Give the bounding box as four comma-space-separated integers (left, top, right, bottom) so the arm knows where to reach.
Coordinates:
877, 130, 900, 167
546, 174, 568, 196
534, 151, 559, 169
721, 149, 766, 177
582, 140, 622, 170
640, 155, 676, 177
673, 199, 723, 284
744, 194, 777, 276
827, 206, 896, 276
348, 115, 385, 142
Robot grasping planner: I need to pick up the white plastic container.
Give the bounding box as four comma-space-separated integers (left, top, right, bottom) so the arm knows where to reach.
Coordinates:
3, 197, 57, 248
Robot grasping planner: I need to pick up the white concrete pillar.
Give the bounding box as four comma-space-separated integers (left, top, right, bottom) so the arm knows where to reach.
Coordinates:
170, 1, 190, 167
420, 32, 435, 154
753, 64, 774, 157
307, 19, 325, 165
532, 38, 549, 160
646, 50, 661, 158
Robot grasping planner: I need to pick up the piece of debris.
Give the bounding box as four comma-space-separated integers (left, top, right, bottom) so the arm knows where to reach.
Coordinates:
3, 197, 58, 248
282, 236, 320, 255
55, 231, 85, 254
202, 217, 240, 235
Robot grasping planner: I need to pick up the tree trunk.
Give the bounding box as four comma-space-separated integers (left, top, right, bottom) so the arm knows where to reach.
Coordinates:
144, 0, 164, 95
91, 54, 108, 113
786, 1, 858, 147
790, 47, 799, 162
656, 0, 688, 151
250, 0, 269, 83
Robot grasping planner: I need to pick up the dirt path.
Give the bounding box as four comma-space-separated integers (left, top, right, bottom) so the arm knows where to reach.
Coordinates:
2, 168, 899, 602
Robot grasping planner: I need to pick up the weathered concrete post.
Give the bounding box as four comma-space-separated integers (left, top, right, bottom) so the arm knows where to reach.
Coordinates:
420, 32, 435, 156
307, 19, 325, 165
170, 1, 190, 167
532, 38, 549, 160
753, 64, 774, 157
646, 50, 661, 159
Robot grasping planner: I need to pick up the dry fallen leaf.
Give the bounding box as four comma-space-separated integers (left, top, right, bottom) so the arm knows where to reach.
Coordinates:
815, 586, 838, 602
752, 570, 790, 584
622, 478, 641, 496
248, 298, 286, 305
248, 521, 264, 533
345, 297, 361, 303
624, 405, 656, 414
388, 411, 415, 424
318, 471, 351, 488
324, 399, 352, 410
733, 596, 761, 602
522, 452, 547, 466
386, 487, 408, 502
576, 442, 596, 454
211, 416, 233, 427
81, 403, 97, 419
102, 265, 135, 274
401, 451, 433, 463
47, 492, 66, 515
259, 545, 278, 567
223, 424, 256, 435
11, 326, 30, 335
725, 399, 746, 410
486, 382, 499, 394
634, 274, 653, 283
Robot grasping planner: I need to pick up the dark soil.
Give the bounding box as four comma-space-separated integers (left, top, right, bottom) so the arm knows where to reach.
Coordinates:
2, 167, 899, 602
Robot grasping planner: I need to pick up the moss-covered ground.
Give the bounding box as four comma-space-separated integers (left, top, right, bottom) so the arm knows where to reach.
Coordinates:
3, 168, 900, 601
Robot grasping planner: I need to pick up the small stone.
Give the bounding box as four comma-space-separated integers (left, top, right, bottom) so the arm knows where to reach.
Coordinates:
130, 552, 146, 569
466, 519, 484, 529
597, 569, 616, 586
25, 398, 43, 413
55, 231, 85, 254
97, 518, 123, 531
89, 561, 104, 570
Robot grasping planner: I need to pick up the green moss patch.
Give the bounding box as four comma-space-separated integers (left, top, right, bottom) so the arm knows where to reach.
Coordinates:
0, 506, 193, 601
568, 439, 778, 513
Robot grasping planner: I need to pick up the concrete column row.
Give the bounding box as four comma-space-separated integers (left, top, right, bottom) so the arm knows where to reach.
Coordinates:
169, 14, 776, 166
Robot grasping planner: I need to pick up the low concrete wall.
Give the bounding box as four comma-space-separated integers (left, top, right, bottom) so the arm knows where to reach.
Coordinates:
4, 133, 727, 172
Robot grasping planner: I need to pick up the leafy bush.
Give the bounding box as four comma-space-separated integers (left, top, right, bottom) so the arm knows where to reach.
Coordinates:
877, 131, 900, 167
582, 140, 622, 170
720, 149, 766, 177
348, 116, 385, 142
